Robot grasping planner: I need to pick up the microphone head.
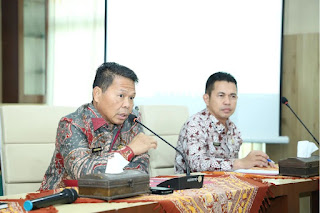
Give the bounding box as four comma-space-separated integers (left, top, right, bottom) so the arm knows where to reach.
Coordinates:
63, 188, 78, 203
281, 96, 289, 105
128, 114, 137, 123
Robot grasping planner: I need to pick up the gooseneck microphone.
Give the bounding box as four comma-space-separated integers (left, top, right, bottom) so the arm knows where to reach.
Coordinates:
128, 114, 191, 175
128, 114, 204, 190
281, 96, 319, 145
23, 188, 78, 211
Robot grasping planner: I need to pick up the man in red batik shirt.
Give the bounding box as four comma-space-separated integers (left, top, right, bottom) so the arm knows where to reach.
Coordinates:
40, 62, 157, 190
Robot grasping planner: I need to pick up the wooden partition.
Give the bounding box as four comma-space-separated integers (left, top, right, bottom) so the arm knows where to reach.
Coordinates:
267, 0, 319, 163
267, 1, 319, 212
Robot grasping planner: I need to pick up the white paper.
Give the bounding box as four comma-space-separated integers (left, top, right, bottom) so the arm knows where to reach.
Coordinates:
234, 169, 279, 175
105, 152, 130, 174
297, 140, 318, 158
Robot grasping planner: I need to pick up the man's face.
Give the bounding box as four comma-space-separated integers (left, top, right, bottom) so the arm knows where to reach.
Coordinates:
203, 81, 237, 125
93, 75, 136, 125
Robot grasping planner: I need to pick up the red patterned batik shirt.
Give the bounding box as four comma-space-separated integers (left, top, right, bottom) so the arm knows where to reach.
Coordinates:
39, 103, 148, 190
175, 108, 242, 174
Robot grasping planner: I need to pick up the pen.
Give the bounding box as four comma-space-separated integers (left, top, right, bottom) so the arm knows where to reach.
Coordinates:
267, 159, 275, 164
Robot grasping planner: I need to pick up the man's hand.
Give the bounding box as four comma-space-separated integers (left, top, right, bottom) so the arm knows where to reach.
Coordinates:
233, 150, 269, 170
128, 132, 157, 155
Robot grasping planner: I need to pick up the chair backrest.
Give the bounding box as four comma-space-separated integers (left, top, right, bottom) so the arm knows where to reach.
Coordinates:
0, 104, 76, 195
138, 105, 189, 177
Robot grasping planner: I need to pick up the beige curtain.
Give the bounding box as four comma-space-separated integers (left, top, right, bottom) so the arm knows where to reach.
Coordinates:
47, 0, 105, 106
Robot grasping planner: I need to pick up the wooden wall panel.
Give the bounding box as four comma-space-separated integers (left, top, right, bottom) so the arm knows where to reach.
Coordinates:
1, 0, 21, 103
1, 0, 46, 104
267, 33, 319, 162
266, 0, 319, 163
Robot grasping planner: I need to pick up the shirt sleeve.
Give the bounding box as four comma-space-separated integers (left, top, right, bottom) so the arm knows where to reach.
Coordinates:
109, 146, 150, 173
117, 146, 135, 161
124, 152, 150, 173
181, 124, 235, 172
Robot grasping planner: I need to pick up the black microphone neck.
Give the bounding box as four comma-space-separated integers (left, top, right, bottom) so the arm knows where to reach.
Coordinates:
135, 120, 191, 176
284, 103, 319, 145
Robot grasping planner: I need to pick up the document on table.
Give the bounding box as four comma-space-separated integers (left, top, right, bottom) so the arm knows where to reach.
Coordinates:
0, 202, 8, 210
234, 168, 279, 175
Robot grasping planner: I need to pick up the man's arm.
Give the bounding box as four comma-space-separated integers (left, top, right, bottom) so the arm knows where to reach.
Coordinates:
183, 130, 271, 171
125, 132, 157, 173
124, 153, 150, 173
115, 122, 155, 173
60, 118, 156, 178
233, 150, 271, 169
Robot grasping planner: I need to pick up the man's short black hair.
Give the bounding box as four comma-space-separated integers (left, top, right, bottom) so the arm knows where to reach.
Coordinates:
93, 62, 138, 92
205, 72, 237, 95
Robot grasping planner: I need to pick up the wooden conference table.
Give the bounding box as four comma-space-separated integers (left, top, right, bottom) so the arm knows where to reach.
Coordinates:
264, 178, 319, 213
0, 172, 318, 213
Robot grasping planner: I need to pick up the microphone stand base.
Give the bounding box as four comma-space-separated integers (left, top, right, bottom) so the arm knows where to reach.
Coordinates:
157, 174, 204, 190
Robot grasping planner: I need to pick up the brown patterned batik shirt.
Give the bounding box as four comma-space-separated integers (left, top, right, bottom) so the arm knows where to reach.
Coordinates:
40, 103, 148, 190
175, 108, 242, 174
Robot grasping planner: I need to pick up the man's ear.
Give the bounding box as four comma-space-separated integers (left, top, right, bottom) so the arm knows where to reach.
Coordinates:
93, 86, 102, 103
203, 93, 209, 106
